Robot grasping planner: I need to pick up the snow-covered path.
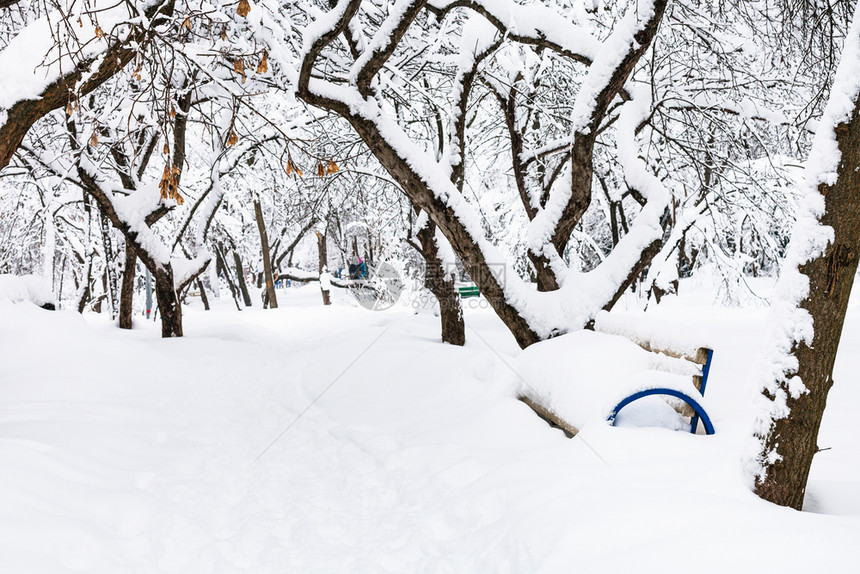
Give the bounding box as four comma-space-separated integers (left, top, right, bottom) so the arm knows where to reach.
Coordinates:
2, 286, 859, 572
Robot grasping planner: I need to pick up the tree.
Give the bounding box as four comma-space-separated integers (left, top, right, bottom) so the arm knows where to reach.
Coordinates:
295, 0, 671, 348
752, 3, 860, 510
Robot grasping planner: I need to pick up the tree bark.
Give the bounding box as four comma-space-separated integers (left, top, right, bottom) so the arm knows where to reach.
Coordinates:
196, 277, 210, 311
215, 245, 242, 311
254, 198, 278, 309
119, 243, 136, 329
754, 15, 860, 509
234, 251, 253, 307
317, 231, 331, 306
153, 267, 182, 337
417, 221, 465, 346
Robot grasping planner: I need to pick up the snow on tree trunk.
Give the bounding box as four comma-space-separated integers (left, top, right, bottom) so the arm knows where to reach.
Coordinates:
751, 5, 860, 510
317, 231, 331, 306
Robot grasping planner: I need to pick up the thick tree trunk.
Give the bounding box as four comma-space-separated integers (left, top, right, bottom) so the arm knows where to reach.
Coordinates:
317, 231, 331, 306
153, 267, 182, 337
417, 222, 465, 346
254, 198, 278, 309
234, 251, 253, 307
754, 17, 860, 509
119, 243, 136, 329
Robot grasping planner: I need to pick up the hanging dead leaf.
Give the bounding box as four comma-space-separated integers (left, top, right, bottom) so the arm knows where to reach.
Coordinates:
236, 0, 251, 18
163, 143, 169, 155
77, 17, 82, 27
326, 160, 339, 174
94, 26, 104, 38
256, 50, 268, 74
182, 17, 192, 30
159, 164, 172, 200
159, 163, 184, 204
233, 57, 246, 83
316, 161, 325, 178
89, 132, 98, 147
170, 105, 176, 119
227, 130, 239, 147
221, 26, 228, 41
65, 101, 74, 116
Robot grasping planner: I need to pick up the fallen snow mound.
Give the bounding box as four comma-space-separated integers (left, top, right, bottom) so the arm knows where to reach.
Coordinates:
0, 274, 56, 308
515, 330, 707, 432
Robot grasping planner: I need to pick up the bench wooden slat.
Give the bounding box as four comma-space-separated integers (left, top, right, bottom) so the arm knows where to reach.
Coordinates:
519, 395, 580, 437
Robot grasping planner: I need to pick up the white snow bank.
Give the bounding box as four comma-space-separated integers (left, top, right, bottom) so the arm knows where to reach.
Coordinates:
0, 274, 56, 307
515, 330, 708, 433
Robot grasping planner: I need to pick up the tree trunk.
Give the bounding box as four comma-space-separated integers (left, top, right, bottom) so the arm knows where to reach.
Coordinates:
119, 243, 136, 329
234, 251, 253, 307
254, 198, 278, 309
215, 245, 242, 311
153, 267, 182, 337
196, 277, 210, 311
317, 231, 331, 306
99, 214, 119, 319
417, 222, 465, 346
754, 13, 860, 510
76, 250, 94, 314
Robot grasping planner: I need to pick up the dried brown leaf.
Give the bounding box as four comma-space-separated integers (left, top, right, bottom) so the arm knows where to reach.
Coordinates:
256, 50, 268, 74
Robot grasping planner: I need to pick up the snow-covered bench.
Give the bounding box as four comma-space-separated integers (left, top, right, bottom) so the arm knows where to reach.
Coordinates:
516, 312, 714, 437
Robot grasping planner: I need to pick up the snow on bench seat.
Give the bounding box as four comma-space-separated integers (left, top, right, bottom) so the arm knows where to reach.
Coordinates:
515, 330, 711, 436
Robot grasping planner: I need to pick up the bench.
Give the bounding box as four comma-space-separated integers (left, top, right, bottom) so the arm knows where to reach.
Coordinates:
516, 313, 715, 436
458, 285, 480, 299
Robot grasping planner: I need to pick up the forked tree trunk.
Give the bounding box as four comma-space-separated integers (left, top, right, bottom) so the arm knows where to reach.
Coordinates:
317, 231, 331, 306
119, 244, 136, 329
254, 198, 278, 309
234, 251, 253, 307
417, 222, 465, 346
754, 15, 860, 509
153, 267, 182, 337
215, 245, 242, 310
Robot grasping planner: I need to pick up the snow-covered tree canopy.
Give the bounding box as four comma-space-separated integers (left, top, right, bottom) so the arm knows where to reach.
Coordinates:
0, 0, 854, 342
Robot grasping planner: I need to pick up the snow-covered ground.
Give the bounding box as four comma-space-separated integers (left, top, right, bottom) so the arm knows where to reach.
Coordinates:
1, 283, 859, 572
